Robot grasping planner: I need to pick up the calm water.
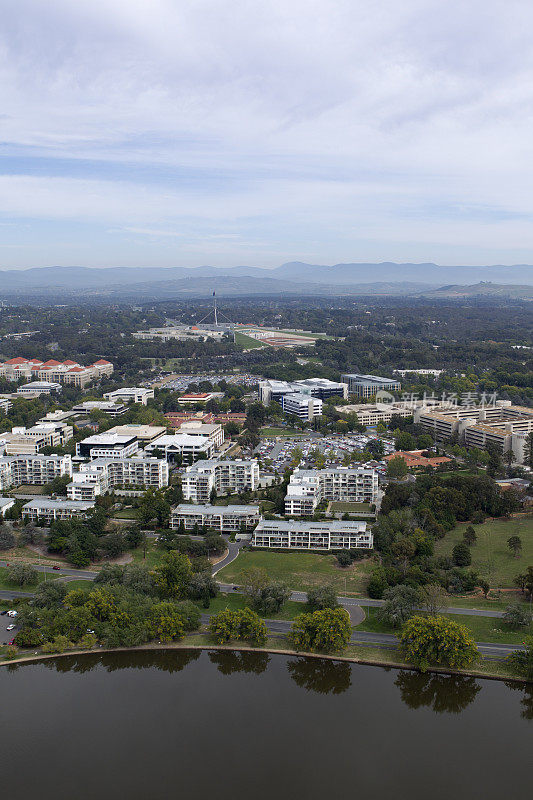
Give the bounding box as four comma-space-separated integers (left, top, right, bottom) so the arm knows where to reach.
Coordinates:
1, 650, 531, 800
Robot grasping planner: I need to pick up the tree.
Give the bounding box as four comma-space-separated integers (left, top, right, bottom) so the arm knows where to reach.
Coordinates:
7, 562, 38, 587
506, 636, 533, 681
154, 551, 193, 599
307, 586, 338, 612
236, 607, 268, 646
0, 526, 16, 551
148, 602, 185, 643
378, 585, 420, 628
387, 456, 408, 479
33, 580, 68, 608
252, 581, 291, 615
289, 608, 352, 654
507, 535, 522, 559
367, 566, 388, 599
523, 432, 533, 470
187, 572, 218, 607
400, 615, 479, 670
420, 583, 448, 615
452, 542, 472, 567
502, 603, 531, 630
395, 431, 416, 451
463, 526, 477, 546
208, 608, 239, 643
336, 550, 352, 567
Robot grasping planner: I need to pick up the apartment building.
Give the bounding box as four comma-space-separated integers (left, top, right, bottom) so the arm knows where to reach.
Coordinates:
0, 398, 12, 415
414, 401, 533, 463
22, 498, 95, 523
0, 357, 113, 387
284, 467, 378, 515
9, 421, 73, 448
251, 519, 373, 550
67, 456, 169, 500
165, 411, 246, 428
76, 433, 139, 460
0, 454, 72, 489
170, 503, 261, 532
0, 497, 15, 517
182, 459, 259, 502
143, 433, 215, 463
281, 393, 323, 421
103, 387, 154, 405
259, 378, 347, 405
177, 420, 224, 449
340, 374, 401, 398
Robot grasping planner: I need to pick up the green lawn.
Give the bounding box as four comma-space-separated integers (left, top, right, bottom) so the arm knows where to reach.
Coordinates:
234, 332, 266, 349
355, 606, 531, 646
434, 515, 533, 588
130, 542, 165, 569
217, 550, 374, 595
62, 579, 94, 591
201, 592, 305, 620
112, 508, 139, 520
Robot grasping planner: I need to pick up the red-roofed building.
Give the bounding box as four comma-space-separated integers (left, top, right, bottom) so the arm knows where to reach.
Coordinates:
177, 392, 217, 405
0, 356, 113, 385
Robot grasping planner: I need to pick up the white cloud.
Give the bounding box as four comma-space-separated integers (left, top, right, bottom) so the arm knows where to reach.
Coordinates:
1, 0, 533, 266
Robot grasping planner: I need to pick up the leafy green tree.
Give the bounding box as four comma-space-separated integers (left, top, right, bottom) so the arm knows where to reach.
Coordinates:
33, 581, 68, 608
400, 615, 479, 669
289, 608, 352, 653
378, 585, 420, 628
387, 456, 408, 479
506, 636, 533, 680
154, 550, 193, 599
208, 608, 239, 644
514, 566, 533, 598
0, 526, 16, 550
463, 526, 477, 546
336, 550, 352, 567
148, 602, 186, 643
367, 566, 388, 599
452, 541, 472, 567
307, 586, 339, 612
507, 535, 522, 558
420, 583, 448, 615
236, 607, 268, 646
503, 603, 531, 630
7, 562, 38, 587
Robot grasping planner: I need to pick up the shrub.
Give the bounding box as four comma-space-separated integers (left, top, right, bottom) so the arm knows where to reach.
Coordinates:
400, 615, 478, 670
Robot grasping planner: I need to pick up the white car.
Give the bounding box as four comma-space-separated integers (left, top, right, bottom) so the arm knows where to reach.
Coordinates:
7, 610, 18, 617
6, 624, 16, 631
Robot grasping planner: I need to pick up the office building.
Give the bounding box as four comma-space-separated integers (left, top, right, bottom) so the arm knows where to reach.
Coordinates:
281, 393, 323, 421
259, 378, 347, 405
106, 424, 167, 443
103, 387, 154, 405
72, 401, 128, 417
251, 519, 373, 550
0, 357, 113, 387
16, 381, 62, 396
76, 433, 139, 460
143, 433, 215, 463
340, 374, 401, 398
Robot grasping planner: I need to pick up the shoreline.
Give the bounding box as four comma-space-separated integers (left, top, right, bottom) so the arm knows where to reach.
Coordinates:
1, 638, 530, 685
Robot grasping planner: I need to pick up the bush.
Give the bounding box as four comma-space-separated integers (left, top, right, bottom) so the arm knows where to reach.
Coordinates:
367, 567, 388, 599
289, 608, 352, 654
0, 527, 16, 551
307, 586, 338, 612
5, 645, 18, 660
502, 603, 531, 630
7, 563, 38, 587
378, 585, 420, 628
336, 550, 352, 567
452, 542, 472, 567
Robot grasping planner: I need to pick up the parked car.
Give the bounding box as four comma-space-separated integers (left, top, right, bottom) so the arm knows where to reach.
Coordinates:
6, 624, 16, 631
53, 566, 61, 571
7, 610, 18, 617
0, 610, 8, 616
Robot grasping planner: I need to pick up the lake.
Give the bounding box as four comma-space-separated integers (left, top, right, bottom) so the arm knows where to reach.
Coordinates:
1, 650, 531, 800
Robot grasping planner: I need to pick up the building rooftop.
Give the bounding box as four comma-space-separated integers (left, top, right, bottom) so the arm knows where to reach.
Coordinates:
172, 503, 260, 514
22, 498, 95, 510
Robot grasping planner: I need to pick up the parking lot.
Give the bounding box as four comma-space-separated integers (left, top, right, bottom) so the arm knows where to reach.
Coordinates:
0, 611, 19, 646
255, 432, 396, 475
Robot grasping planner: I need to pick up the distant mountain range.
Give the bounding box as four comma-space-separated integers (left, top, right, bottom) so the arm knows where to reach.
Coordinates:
1, 262, 533, 300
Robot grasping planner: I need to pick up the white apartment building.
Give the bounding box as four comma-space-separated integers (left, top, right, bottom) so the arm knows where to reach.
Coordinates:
284, 467, 378, 515
10, 421, 73, 448
0, 398, 12, 415
281, 392, 323, 421
252, 519, 373, 550
67, 456, 169, 500
16, 381, 62, 396
76, 433, 139, 460
104, 387, 154, 406
22, 498, 95, 523
340, 374, 401, 398
177, 420, 224, 449
170, 503, 261, 532
143, 433, 215, 463
0, 454, 72, 490
182, 459, 260, 503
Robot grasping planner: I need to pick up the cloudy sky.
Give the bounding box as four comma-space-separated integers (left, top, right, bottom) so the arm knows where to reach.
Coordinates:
1, 0, 533, 269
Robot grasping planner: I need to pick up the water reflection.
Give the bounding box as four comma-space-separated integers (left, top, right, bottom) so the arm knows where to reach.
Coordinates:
208, 650, 270, 675
394, 671, 481, 713
287, 657, 352, 694
505, 683, 533, 720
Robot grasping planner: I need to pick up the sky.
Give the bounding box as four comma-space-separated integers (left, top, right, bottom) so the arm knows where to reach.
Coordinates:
2, 0, 533, 270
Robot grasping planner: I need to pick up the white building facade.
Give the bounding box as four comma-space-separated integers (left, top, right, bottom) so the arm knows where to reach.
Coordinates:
252, 519, 373, 550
